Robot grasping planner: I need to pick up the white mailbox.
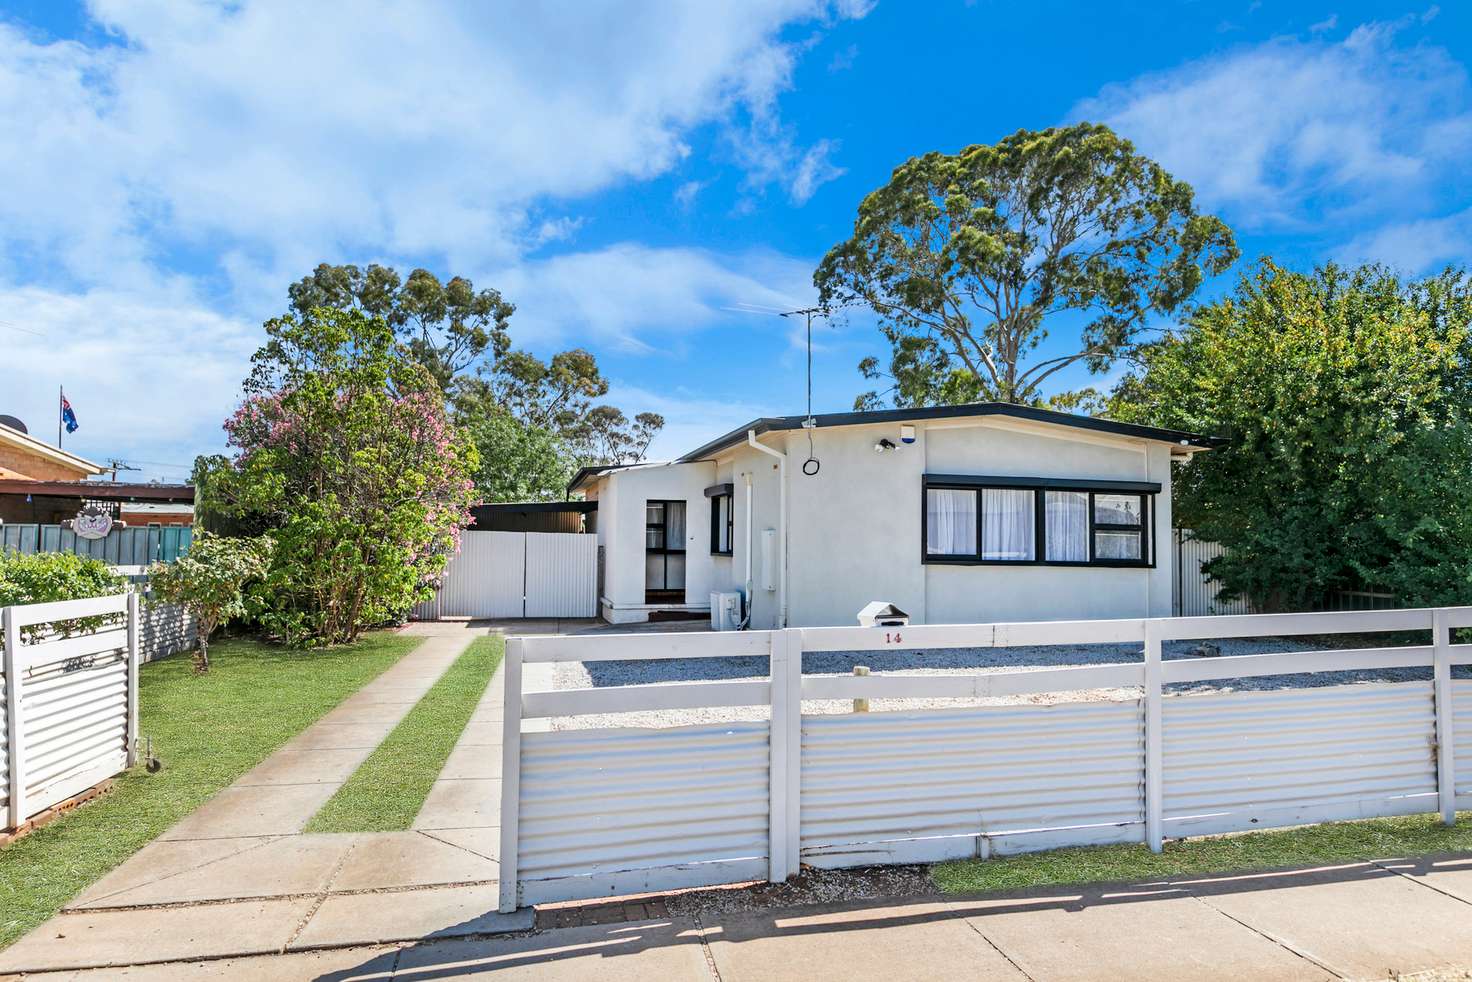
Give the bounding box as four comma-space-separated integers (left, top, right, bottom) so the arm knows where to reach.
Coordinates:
857, 601, 910, 627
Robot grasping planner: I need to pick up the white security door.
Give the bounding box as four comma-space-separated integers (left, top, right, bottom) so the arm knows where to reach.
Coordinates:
439, 531, 525, 618
524, 532, 598, 618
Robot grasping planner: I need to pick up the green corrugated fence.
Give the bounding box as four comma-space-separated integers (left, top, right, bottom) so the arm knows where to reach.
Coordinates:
0, 524, 193, 564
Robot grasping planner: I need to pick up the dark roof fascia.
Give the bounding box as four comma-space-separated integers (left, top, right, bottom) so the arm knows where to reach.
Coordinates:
476, 500, 598, 514
924, 474, 1163, 494
677, 403, 1220, 462
0, 480, 195, 503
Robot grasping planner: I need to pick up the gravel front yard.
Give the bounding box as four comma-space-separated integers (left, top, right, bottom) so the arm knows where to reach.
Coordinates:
547, 636, 1439, 730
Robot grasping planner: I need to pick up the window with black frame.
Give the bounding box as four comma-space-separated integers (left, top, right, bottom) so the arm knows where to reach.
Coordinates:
923, 478, 1152, 567
710, 492, 733, 555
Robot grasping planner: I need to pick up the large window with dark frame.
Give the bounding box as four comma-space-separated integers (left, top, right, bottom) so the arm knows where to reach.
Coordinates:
923, 478, 1152, 567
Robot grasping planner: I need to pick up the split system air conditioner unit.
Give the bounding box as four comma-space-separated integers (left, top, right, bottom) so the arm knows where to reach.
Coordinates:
710, 591, 743, 631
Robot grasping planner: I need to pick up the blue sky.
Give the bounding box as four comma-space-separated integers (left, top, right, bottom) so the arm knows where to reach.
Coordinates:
1, 1, 1469, 481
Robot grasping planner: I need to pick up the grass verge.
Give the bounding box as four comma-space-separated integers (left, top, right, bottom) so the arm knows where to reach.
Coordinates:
0, 631, 419, 949
932, 811, 1472, 895
306, 634, 504, 833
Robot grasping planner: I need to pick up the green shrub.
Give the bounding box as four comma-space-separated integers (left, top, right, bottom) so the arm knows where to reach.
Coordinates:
0, 551, 126, 645
147, 533, 272, 672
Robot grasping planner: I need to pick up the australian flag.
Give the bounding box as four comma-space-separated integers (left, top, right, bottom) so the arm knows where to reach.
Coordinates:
61, 392, 79, 434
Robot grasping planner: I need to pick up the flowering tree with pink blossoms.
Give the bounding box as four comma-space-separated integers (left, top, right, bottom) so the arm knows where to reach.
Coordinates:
199, 307, 477, 646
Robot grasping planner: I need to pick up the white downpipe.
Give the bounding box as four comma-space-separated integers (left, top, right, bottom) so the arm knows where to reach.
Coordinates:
738, 471, 755, 630
747, 430, 787, 628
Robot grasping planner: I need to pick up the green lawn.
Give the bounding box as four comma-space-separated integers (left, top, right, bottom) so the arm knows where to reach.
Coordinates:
0, 631, 420, 950
932, 812, 1472, 895
306, 634, 504, 833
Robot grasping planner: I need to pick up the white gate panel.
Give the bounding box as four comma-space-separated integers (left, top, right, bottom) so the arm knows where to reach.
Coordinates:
524, 533, 597, 618
515, 721, 770, 906
440, 531, 524, 619
1450, 678, 1472, 799
1163, 682, 1437, 837
801, 700, 1145, 867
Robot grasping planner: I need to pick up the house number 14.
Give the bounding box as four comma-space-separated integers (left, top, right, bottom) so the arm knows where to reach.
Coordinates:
884, 632, 902, 644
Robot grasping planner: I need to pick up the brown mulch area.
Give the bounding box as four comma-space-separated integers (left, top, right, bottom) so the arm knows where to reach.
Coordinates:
533, 864, 937, 930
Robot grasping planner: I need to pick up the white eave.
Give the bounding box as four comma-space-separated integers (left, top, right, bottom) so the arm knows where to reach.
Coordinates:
0, 423, 107, 476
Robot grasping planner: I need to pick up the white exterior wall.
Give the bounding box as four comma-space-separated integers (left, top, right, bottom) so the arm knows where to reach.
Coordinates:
730, 417, 1177, 628
593, 418, 1181, 628
920, 419, 1174, 625
593, 461, 716, 623
708, 443, 785, 630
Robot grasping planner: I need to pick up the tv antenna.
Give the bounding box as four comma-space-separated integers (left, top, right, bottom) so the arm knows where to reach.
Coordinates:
107, 459, 142, 483
726, 301, 851, 476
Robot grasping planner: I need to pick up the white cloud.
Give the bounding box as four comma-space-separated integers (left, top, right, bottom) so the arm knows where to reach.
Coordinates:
0, 1, 868, 292
0, 282, 257, 479
602, 383, 775, 462
1338, 207, 1472, 274
1071, 21, 1472, 228
492, 243, 817, 351
673, 180, 707, 210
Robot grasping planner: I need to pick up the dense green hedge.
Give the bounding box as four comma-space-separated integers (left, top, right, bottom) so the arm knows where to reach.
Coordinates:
0, 551, 126, 644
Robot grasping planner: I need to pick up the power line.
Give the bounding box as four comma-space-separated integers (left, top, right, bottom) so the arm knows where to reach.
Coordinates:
0, 319, 44, 337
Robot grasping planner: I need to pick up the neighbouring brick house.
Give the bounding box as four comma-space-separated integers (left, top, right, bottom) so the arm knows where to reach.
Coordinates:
0, 419, 194, 527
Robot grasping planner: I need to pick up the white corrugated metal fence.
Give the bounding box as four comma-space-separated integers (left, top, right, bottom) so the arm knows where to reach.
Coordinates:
499, 606, 1472, 912
2, 593, 140, 831
423, 531, 595, 620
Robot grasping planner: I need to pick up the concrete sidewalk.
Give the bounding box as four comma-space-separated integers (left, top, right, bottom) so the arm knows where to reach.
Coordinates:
16, 853, 1472, 979
0, 627, 531, 977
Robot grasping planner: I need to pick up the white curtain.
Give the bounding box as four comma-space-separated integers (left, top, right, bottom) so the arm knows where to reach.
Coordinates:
1095, 531, 1142, 560
1045, 491, 1089, 562
666, 500, 686, 548
926, 488, 976, 555
982, 489, 1035, 560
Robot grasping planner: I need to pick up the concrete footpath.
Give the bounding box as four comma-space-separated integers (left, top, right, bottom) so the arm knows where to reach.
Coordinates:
13, 853, 1472, 979
0, 625, 527, 978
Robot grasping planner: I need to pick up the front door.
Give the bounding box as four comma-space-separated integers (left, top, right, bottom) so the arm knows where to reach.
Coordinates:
644, 499, 686, 604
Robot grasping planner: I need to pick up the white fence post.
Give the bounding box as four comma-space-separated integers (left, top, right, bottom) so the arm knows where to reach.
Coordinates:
497, 637, 524, 913
1143, 618, 1164, 853
3, 605, 24, 830
767, 628, 803, 881
1434, 608, 1457, 826
767, 629, 790, 882
126, 592, 140, 768
783, 627, 802, 878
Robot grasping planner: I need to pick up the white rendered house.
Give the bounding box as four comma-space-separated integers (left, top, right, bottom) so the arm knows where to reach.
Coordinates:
569, 403, 1215, 628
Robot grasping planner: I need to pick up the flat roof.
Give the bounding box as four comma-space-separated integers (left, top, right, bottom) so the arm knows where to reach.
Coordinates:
677, 402, 1219, 463
0, 479, 195, 503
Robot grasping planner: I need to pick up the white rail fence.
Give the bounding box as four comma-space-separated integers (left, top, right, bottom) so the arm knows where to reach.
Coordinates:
2, 593, 140, 832
498, 607, 1472, 912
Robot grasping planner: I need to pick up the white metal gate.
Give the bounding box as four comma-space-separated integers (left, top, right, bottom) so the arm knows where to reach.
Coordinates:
435, 531, 595, 620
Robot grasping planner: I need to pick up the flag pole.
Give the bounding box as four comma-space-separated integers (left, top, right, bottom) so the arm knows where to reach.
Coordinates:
58, 385, 63, 446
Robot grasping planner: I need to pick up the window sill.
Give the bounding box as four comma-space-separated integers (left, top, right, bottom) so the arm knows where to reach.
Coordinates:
924, 556, 1154, 569
711, 551, 733, 558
